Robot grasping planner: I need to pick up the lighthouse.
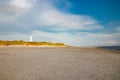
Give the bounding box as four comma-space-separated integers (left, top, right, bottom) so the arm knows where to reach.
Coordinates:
30, 34, 32, 42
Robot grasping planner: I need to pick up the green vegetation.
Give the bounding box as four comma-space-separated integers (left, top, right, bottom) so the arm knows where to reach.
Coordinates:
0, 40, 68, 47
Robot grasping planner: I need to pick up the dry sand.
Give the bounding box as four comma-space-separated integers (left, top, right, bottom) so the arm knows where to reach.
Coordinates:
0, 47, 120, 80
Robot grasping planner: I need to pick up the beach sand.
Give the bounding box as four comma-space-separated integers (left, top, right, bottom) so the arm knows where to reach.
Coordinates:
0, 47, 120, 80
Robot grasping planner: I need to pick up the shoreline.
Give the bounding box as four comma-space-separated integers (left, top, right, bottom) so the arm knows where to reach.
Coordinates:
99, 48, 120, 53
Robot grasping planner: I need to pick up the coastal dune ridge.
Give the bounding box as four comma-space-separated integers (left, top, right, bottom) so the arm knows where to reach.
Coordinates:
0, 40, 68, 47
0, 47, 120, 80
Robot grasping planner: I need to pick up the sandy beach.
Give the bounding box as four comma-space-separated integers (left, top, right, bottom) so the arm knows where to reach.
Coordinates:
0, 47, 120, 80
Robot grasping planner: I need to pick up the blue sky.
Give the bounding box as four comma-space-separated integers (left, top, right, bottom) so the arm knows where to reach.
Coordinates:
0, 0, 120, 46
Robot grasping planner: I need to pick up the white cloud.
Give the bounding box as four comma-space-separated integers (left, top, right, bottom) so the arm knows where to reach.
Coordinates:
106, 40, 119, 45
0, 32, 29, 41
0, 0, 103, 31
36, 4, 103, 31
117, 27, 120, 32
0, 0, 34, 23
0, 31, 119, 46
9, 0, 32, 9
29, 31, 120, 46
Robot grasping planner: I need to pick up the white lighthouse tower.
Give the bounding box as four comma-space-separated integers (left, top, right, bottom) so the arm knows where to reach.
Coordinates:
30, 34, 32, 42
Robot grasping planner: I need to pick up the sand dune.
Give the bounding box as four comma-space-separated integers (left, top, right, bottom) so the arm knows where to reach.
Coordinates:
0, 47, 120, 80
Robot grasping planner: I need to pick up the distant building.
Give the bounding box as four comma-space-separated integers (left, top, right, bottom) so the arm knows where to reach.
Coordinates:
30, 35, 32, 42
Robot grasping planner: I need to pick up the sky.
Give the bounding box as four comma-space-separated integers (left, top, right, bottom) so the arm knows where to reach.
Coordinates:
0, 0, 120, 46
